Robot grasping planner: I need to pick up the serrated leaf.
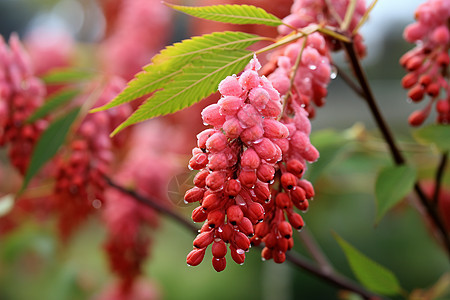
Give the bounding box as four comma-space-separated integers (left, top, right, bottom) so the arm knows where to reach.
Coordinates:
375, 165, 416, 224
91, 31, 263, 113
166, 3, 283, 26
413, 124, 450, 151
110, 49, 253, 136
334, 233, 402, 296
42, 68, 95, 84
21, 108, 81, 192
27, 89, 80, 123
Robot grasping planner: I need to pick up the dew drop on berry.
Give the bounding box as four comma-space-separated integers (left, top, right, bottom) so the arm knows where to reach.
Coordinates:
92, 199, 102, 209
236, 249, 245, 255
330, 66, 338, 79
308, 64, 317, 70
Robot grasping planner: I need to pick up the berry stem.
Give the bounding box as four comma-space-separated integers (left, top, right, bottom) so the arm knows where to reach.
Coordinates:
433, 152, 448, 204
342, 40, 450, 258
334, 64, 364, 98
106, 176, 380, 299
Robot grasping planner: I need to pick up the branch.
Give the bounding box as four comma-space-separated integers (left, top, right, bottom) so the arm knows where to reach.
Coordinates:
434, 152, 448, 204
104, 176, 199, 235
342, 41, 450, 258
334, 64, 364, 98
105, 176, 381, 299
298, 228, 334, 275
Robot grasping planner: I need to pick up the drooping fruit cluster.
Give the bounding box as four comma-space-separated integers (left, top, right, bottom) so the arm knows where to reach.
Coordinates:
252, 104, 318, 263
0, 34, 48, 174
102, 123, 177, 293
52, 77, 131, 238
400, 0, 450, 126
185, 56, 290, 271
278, 0, 367, 57
268, 33, 332, 118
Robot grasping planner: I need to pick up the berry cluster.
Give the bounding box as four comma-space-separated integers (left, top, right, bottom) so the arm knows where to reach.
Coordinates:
0, 34, 48, 174
278, 0, 367, 57
185, 56, 290, 271
52, 77, 131, 238
252, 105, 318, 262
400, 0, 450, 126
268, 33, 332, 118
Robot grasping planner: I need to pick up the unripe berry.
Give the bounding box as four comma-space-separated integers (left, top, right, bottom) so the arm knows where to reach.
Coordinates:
211, 240, 227, 258
233, 231, 250, 251
247, 202, 264, 224
224, 179, 241, 197
202, 193, 221, 211
187, 248, 206, 266
184, 187, 205, 203
238, 169, 257, 188
227, 205, 244, 225
193, 231, 214, 248
206, 132, 227, 152
239, 70, 260, 90
255, 222, 270, 238
192, 206, 208, 222
298, 180, 315, 199
286, 159, 305, 177
222, 117, 243, 139
218, 96, 243, 115
238, 217, 254, 237
205, 171, 225, 191
230, 246, 246, 265
263, 119, 289, 139
197, 129, 215, 149
272, 250, 286, 264
248, 87, 270, 110
207, 210, 225, 228
241, 148, 261, 169
281, 172, 297, 190
218, 223, 233, 243
218, 76, 242, 96
278, 221, 293, 239
287, 212, 304, 230
257, 164, 275, 183
275, 193, 292, 209
240, 125, 264, 143
261, 247, 272, 261
201, 104, 225, 127
212, 257, 227, 272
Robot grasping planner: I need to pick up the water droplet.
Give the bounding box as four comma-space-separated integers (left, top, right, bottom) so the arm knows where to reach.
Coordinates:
308, 64, 317, 70
253, 138, 263, 144
214, 238, 221, 242
183, 200, 189, 204
261, 257, 266, 261
300, 104, 306, 108
269, 180, 274, 184
239, 263, 245, 266
188, 165, 193, 171
297, 227, 303, 233
406, 98, 412, 104
203, 122, 209, 126
237, 249, 245, 254
92, 199, 102, 209
236, 195, 246, 206
218, 227, 223, 233
330, 66, 338, 79
187, 263, 192, 267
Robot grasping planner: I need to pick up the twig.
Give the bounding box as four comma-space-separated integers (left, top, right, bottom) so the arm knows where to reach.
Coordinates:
285, 251, 382, 300
105, 176, 380, 299
104, 176, 199, 234
342, 40, 450, 258
434, 152, 448, 204
334, 64, 365, 98
298, 228, 334, 275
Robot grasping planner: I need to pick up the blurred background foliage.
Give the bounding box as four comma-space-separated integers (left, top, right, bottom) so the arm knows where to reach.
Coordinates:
0, 0, 448, 299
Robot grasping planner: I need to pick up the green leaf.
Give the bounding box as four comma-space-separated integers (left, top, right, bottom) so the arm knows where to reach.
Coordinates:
21, 108, 81, 192
42, 68, 95, 84
110, 49, 253, 136
413, 124, 450, 151
166, 3, 283, 26
334, 233, 402, 296
26, 89, 80, 123
375, 165, 416, 224
91, 31, 263, 113
308, 129, 350, 182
